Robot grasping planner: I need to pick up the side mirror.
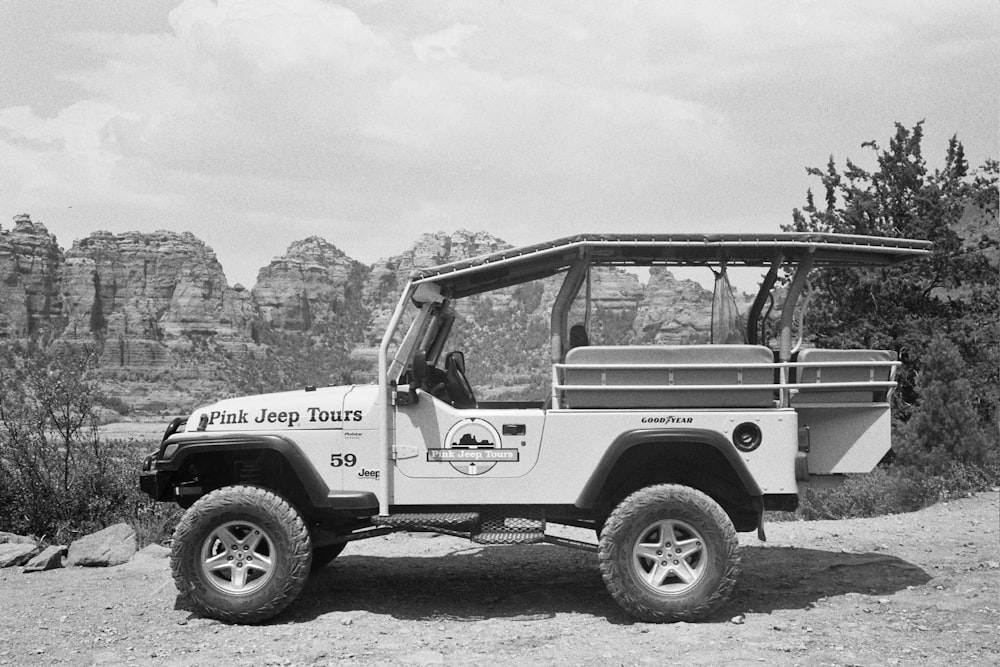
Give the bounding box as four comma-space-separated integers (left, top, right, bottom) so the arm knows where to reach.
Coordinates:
412, 350, 428, 385
448, 350, 465, 373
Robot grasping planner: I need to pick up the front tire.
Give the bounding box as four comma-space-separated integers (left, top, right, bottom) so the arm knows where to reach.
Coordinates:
599, 484, 739, 622
170, 485, 312, 624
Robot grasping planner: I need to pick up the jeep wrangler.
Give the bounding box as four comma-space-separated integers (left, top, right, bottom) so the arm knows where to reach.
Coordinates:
140, 232, 929, 623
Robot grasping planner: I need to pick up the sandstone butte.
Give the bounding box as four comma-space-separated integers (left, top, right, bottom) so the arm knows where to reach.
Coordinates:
0, 215, 746, 414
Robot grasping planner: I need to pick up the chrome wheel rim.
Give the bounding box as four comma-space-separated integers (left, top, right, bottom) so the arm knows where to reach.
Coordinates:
200, 520, 276, 595
631, 519, 707, 595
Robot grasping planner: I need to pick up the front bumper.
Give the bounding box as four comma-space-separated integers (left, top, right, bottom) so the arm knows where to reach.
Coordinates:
138, 417, 188, 501
139, 461, 172, 501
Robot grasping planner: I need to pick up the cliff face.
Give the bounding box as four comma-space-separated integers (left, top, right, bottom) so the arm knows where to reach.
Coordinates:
0, 215, 63, 338
634, 267, 715, 343
363, 230, 646, 340
60, 230, 255, 366
0, 216, 742, 412
0, 219, 726, 353
364, 230, 513, 343
253, 237, 369, 332
634, 268, 756, 344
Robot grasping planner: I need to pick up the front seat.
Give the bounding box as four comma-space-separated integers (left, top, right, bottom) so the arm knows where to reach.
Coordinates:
444, 351, 477, 409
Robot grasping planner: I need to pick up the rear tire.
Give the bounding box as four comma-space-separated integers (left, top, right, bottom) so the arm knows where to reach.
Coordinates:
599, 484, 739, 622
170, 485, 312, 624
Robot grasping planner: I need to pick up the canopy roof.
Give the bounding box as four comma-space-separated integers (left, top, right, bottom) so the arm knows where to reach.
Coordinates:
409, 232, 931, 299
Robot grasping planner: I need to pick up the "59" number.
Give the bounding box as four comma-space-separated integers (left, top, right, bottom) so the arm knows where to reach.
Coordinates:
330, 453, 357, 467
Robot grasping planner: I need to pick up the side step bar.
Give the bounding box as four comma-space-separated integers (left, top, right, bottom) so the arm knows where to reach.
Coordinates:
374, 512, 480, 530
372, 512, 575, 546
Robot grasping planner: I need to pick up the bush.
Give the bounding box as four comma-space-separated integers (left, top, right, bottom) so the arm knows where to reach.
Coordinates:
97, 394, 132, 416
0, 339, 180, 545
894, 335, 999, 473
792, 461, 999, 521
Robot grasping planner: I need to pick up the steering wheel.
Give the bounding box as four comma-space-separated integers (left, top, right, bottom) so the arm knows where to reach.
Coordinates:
444, 351, 477, 409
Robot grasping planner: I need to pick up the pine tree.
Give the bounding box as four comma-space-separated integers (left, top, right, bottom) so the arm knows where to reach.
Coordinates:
894, 335, 992, 473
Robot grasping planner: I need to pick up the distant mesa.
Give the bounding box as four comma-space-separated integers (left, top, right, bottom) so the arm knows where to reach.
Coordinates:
0, 217, 731, 414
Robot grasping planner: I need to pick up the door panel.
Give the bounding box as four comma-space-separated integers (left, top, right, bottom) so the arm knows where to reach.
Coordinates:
394, 393, 545, 480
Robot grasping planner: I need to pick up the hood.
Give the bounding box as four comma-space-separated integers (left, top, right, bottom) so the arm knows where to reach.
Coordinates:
185, 384, 379, 433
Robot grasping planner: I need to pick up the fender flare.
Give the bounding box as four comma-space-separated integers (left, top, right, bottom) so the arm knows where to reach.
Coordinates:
575, 428, 762, 509
156, 433, 376, 512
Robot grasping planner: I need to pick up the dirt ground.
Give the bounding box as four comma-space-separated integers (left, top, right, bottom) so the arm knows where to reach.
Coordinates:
0, 493, 997, 667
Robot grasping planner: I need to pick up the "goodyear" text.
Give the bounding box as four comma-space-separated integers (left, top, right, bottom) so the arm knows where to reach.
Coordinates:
641, 416, 694, 424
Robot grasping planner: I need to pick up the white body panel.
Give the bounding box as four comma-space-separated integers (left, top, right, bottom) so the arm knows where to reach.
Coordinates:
394, 395, 546, 480
186, 385, 374, 433
798, 405, 892, 473
185, 385, 383, 493
179, 381, 880, 504
389, 396, 799, 505
538, 409, 800, 497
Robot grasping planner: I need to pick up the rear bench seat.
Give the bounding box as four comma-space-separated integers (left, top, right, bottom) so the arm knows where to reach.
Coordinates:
791, 348, 897, 404
562, 344, 776, 409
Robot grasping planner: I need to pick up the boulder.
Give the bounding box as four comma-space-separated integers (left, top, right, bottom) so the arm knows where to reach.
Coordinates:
22, 545, 67, 572
66, 523, 137, 567
136, 543, 171, 559
0, 531, 38, 545
0, 543, 41, 568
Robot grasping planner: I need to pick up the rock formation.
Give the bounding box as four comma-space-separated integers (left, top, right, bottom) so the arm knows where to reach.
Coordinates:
634, 267, 716, 343
0, 214, 63, 338
633, 268, 756, 344
364, 229, 512, 342
0, 216, 740, 412
252, 236, 368, 332
60, 230, 255, 367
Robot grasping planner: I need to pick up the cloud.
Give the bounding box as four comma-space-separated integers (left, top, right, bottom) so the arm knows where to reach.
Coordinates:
0, 0, 995, 286
412, 23, 481, 62
19, 0, 731, 218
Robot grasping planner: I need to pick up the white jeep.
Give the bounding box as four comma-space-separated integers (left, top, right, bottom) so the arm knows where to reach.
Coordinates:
140, 232, 929, 623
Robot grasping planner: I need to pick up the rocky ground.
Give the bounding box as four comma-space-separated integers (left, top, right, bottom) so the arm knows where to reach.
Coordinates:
0, 493, 996, 667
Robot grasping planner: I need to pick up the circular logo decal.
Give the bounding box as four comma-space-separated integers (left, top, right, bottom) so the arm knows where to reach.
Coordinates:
442, 419, 502, 475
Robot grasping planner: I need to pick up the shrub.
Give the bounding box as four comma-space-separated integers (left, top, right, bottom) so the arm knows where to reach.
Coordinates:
97, 394, 132, 416
894, 335, 999, 473
792, 461, 999, 521
0, 339, 181, 545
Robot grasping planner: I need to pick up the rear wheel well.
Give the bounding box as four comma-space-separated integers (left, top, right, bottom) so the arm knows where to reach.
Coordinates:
593, 442, 759, 532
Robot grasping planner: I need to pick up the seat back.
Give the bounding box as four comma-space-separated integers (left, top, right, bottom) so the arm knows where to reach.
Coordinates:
562, 344, 776, 409
792, 349, 896, 404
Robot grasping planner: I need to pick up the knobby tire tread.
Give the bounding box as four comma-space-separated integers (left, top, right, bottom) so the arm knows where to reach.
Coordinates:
598, 483, 740, 623
170, 485, 312, 624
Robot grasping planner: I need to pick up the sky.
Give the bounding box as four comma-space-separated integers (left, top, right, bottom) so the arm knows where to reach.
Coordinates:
1, 0, 997, 289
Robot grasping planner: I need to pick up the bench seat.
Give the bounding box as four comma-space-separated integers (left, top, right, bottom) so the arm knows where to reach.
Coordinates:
561, 345, 776, 409
791, 349, 897, 404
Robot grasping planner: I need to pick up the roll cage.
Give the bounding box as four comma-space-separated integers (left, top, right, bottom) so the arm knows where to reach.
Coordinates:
383, 232, 930, 379
373, 232, 930, 512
